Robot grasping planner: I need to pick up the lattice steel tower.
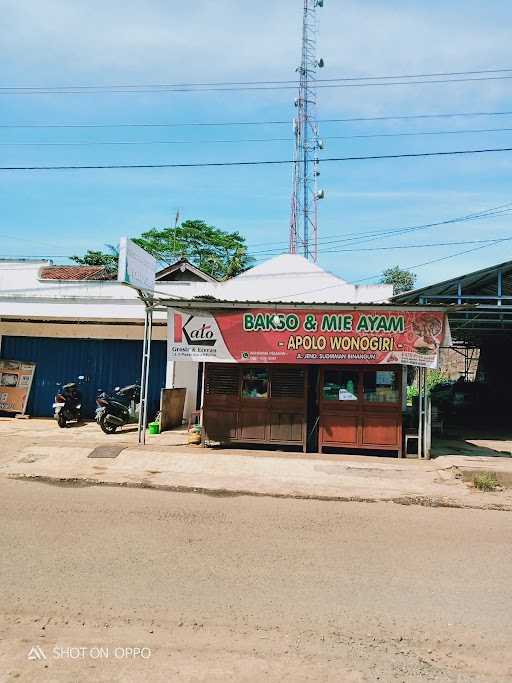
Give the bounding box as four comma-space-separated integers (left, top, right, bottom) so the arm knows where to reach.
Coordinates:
289, 0, 325, 262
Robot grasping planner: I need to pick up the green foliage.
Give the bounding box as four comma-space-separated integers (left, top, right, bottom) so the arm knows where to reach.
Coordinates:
70, 245, 119, 274
407, 385, 419, 403
70, 220, 254, 281
380, 266, 417, 295
473, 472, 498, 492
133, 220, 254, 280
427, 369, 449, 392
407, 369, 448, 405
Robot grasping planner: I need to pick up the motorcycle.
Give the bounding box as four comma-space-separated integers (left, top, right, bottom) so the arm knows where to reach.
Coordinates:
95, 384, 141, 434
53, 379, 83, 428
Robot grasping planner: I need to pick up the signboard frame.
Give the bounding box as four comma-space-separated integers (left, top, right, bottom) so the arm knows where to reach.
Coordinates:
0, 359, 36, 414
117, 237, 156, 292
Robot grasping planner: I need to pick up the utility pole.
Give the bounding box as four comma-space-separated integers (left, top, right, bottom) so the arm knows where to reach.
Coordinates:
173, 208, 180, 257
289, 0, 325, 262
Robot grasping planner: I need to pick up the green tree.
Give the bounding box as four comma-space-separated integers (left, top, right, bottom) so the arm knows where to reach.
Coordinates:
133, 220, 254, 280
70, 220, 254, 280
70, 245, 119, 274
380, 266, 417, 295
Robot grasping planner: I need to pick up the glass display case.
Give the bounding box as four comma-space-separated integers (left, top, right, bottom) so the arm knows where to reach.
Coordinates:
363, 370, 399, 404
322, 369, 359, 401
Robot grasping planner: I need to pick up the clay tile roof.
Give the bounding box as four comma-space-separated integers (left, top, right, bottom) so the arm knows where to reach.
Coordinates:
40, 265, 114, 281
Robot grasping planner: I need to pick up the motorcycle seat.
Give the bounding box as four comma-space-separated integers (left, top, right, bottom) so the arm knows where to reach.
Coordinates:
117, 384, 140, 395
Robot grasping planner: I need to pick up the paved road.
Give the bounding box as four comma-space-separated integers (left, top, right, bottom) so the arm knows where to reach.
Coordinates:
0, 478, 511, 682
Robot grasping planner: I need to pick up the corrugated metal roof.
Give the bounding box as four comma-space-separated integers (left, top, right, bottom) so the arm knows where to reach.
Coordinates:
154, 296, 448, 312
392, 258, 512, 303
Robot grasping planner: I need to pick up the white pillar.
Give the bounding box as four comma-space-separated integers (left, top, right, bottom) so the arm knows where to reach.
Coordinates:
166, 359, 176, 388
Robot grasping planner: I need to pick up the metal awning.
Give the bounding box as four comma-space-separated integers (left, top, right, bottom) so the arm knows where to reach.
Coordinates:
392, 259, 512, 342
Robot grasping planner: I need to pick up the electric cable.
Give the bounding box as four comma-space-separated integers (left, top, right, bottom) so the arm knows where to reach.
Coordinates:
3, 67, 512, 94
3, 110, 512, 130
247, 202, 512, 249
3, 145, 512, 170
267, 238, 512, 301
248, 208, 512, 257
5, 125, 512, 147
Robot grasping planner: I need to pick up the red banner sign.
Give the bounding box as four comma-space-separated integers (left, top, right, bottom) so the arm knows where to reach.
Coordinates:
169, 308, 448, 368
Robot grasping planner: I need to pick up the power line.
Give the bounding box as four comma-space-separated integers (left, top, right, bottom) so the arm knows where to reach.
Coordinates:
306, 237, 512, 255
269, 237, 512, 301
4, 67, 512, 89
250, 237, 512, 262
3, 67, 512, 94
0, 138, 293, 147
328, 126, 512, 141
354, 238, 512, 284
3, 205, 511, 263
4, 237, 508, 263
327, 111, 512, 124
249, 207, 512, 257
3, 146, 512, 170
6, 126, 512, 147
0, 254, 68, 259
1, 74, 512, 95
3, 110, 512, 130
247, 202, 512, 249
321, 67, 512, 81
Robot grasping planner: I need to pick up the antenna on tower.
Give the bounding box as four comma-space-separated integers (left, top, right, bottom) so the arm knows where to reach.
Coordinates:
289, 0, 325, 262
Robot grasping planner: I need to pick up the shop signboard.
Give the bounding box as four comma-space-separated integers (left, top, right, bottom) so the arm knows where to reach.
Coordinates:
0, 359, 36, 414
168, 308, 449, 368
118, 237, 156, 292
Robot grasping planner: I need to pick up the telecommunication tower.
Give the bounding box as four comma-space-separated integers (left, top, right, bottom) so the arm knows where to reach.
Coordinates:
289, 0, 325, 262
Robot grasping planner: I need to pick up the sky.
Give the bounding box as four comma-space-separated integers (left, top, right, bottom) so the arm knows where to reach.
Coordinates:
2, 0, 512, 288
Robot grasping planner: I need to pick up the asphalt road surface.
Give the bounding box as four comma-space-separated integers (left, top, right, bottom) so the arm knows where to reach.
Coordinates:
0, 478, 511, 682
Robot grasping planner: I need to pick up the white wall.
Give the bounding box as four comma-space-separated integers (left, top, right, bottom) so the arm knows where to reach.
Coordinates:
0, 260, 212, 323
165, 359, 199, 421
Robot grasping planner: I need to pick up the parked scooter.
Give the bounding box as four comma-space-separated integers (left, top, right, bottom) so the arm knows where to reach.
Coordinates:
95, 384, 141, 434
53, 379, 83, 428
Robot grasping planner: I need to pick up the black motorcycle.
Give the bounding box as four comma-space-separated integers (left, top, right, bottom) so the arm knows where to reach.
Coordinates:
53, 382, 82, 428
95, 384, 141, 434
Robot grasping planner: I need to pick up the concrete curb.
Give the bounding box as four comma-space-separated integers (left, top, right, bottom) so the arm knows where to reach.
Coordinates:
8, 473, 512, 512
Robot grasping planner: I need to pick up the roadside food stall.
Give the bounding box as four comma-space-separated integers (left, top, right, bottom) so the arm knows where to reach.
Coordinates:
167, 304, 449, 458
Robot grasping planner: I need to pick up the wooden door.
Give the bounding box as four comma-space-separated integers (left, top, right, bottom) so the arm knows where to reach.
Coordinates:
269, 366, 306, 445
319, 366, 402, 454
360, 368, 402, 450
203, 364, 240, 442
319, 368, 361, 449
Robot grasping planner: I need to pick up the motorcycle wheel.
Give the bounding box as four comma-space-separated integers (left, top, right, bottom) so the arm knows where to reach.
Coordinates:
57, 412, 67, 428
99, 412, 118, 434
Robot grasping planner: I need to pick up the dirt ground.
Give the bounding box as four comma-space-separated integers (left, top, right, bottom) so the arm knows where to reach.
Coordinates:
0, 478, 511, 682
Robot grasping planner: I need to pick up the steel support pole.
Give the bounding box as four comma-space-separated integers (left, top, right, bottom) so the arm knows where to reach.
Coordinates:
417, 367, 424, 459
137, 305, 153, 445
199, 361, 206, 447
422, 369, 429, 459
143, 308, 153, 442
137, 308, 148, 444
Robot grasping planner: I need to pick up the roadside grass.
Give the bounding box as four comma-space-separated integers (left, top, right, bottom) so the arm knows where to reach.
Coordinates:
473, 472, 499, 492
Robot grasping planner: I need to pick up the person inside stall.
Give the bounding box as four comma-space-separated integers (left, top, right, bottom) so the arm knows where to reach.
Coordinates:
241, 368, 269, 399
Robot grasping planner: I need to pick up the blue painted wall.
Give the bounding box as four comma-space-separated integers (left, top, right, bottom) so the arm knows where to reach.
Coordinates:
0, 336, 166, 418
